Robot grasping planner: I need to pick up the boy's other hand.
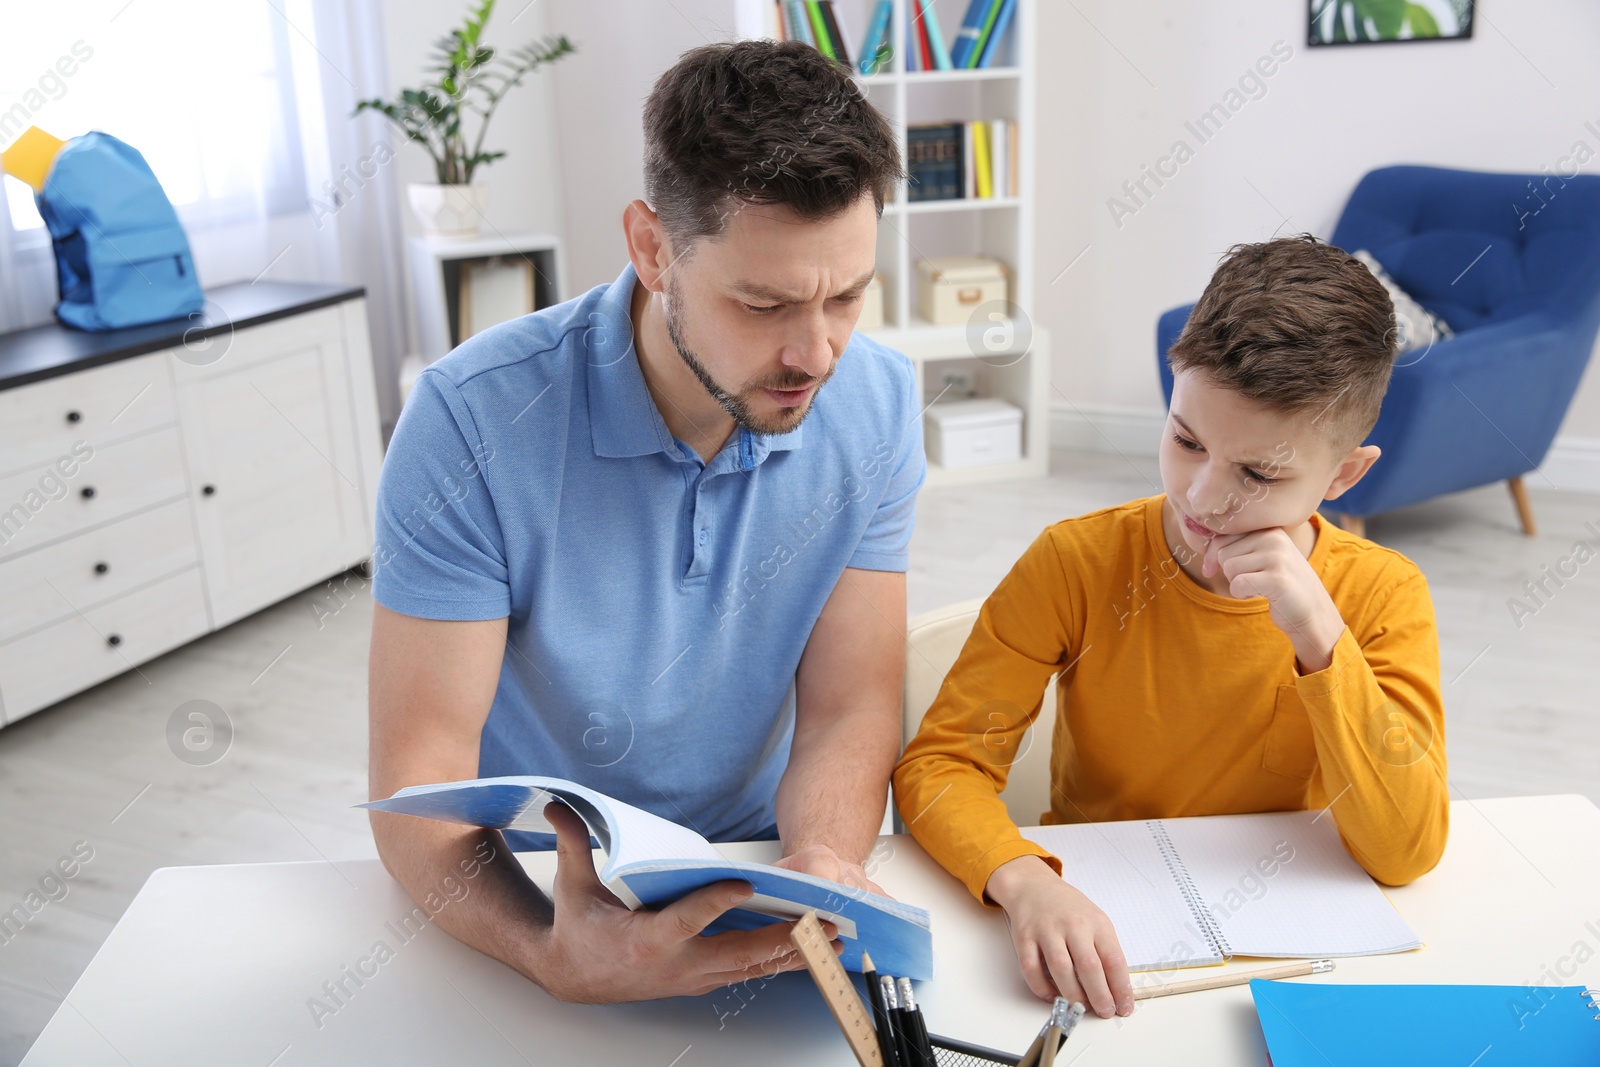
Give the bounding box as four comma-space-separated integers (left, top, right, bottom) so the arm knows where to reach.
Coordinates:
984, 855, 1133, 1018
1201, 527, 1346, 672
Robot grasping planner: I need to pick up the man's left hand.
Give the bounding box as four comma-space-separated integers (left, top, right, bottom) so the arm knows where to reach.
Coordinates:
774, 844, 889, 898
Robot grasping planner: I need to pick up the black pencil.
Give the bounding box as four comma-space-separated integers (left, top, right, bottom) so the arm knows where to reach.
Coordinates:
897, 977, 936, 1067
861, 952, 902, 1067
884, 976, 919, 1067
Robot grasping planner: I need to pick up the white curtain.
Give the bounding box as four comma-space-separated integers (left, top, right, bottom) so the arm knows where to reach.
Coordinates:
0, 0, 408, 430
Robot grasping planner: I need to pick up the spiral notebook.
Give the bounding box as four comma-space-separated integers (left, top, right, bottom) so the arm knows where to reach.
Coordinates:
1251, 981, 1600, 1065
1020, 810, 1421, 972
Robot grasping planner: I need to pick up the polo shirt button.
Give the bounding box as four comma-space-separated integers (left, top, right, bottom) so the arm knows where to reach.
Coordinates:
698, 529, 709, 545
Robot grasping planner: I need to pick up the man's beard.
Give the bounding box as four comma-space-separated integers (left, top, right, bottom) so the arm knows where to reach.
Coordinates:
663, 280, 834, 436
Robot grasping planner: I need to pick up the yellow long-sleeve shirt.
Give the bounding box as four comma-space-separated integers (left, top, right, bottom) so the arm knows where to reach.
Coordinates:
893, 495, 1448, 906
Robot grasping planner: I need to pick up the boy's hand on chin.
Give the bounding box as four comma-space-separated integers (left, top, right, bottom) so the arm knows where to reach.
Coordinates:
984, 856, 1134, 1018
1201, 527, 1347, 672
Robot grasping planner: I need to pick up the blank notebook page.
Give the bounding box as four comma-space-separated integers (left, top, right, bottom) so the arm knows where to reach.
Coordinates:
1022, 821, 1224, 970
1162, 810, 1421, 958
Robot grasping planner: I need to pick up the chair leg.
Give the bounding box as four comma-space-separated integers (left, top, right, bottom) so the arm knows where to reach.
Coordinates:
1508, 476, 1537, 537
1337, 513, 1365, 538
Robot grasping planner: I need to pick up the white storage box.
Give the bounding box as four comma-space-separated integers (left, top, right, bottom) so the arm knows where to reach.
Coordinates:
923, 397, 1023, 469
915, 255, 1010, 326
856, 273, 884, 331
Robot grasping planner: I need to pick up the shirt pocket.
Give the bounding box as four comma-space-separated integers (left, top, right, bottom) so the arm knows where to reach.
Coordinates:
1261, 683, 1318, 781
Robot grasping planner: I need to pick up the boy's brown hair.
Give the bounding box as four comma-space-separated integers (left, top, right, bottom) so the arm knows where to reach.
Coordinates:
1167, 235, 1397, 450
643, 39, 904, 255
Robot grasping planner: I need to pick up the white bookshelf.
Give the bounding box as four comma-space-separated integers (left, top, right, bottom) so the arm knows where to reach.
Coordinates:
735, 0, 1047, 487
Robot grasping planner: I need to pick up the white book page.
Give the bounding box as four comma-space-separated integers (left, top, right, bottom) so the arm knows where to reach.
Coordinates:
490, 778, 722, 868
1160, 810, 1421, 958
1021, 822, 1223, 971
547, 784, 723, 870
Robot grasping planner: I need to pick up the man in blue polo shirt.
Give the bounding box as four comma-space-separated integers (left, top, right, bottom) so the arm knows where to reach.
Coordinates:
366, 39, 923, 1002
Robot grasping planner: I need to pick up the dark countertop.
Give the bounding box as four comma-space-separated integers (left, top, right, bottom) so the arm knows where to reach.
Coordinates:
0, 280, 366, 391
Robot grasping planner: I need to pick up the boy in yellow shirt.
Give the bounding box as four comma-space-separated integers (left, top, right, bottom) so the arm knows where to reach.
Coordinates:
893, 235, 1447, 1020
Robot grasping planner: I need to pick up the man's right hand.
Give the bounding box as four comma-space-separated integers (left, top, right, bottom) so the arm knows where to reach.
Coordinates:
984, 855, 1134, 1018
529, 802, 838, 1002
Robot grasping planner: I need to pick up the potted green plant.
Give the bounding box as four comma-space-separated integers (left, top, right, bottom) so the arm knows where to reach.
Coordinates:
356, 0, 574, 237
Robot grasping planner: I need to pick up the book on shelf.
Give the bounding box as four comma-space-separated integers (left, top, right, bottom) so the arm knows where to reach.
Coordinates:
907, 119, 1017, 202
774, 1, 852, 67
912, 0, 933, 71
769, 0, 1018, 73
361, 774, 934, 979
857, 0, 894, 74
919, 0, 954, 69
977, 0, 1017, 67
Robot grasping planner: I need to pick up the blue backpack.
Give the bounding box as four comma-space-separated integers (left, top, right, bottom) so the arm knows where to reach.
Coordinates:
36, 131, 204, 331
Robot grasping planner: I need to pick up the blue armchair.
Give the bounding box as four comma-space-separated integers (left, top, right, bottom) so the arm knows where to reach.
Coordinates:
1156, 165, 1600, 537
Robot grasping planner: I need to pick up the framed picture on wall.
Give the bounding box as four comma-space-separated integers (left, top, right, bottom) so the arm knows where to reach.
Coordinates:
1309, 0, 1473, 46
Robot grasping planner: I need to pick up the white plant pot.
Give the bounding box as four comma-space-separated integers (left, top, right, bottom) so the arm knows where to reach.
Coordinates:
407, 183, 490, 238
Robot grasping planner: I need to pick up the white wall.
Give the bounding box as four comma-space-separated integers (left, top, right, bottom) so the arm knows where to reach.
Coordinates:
1032, 0, 1600, 459
379, 0, 568, 339
543, 0, 734, 297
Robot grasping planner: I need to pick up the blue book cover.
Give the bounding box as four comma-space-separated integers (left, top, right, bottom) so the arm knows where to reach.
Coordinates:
1251, 980, 1600, 1065
976, 0, 1016, 68
949, 0, 998, 69
857, 0, 893, 73
362, 776, 934, 980
918, 0, 953, 70
784, 0, 815, 46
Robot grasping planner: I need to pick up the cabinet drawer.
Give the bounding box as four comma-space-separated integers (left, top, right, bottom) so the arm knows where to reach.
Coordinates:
0, 426, 189, 559
0, 353, 177, 475
0, 499, 200, 643
0, 566, 208, 724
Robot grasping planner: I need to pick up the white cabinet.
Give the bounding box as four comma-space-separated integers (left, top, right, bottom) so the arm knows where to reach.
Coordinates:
173, 306, 374, 628
0, 286, 382, 725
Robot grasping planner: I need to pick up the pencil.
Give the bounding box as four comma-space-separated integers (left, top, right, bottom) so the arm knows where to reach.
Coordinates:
896, 977, 935, 1067
861, 952, 901, 1067
1131, 959, 1335, 1000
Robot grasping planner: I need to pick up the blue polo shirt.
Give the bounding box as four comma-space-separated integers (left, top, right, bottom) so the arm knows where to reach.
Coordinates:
371, 262, 924, 848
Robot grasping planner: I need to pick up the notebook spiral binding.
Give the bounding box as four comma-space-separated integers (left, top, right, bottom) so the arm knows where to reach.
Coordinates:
1147, 820, 1232, 959
1584, 987, 1600, 1019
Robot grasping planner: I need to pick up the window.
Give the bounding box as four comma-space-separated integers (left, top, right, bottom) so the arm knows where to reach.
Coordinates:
1, 1, 307, 239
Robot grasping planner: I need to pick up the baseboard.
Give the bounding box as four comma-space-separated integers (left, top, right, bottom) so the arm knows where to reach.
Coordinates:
1048, 402, 1166, 457
1048, 402, 1600, 495
1538, 435, 1600, 494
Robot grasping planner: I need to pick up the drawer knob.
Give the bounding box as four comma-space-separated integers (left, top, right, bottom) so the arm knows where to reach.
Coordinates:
202, 484, 217, 496
94, 561, 110, 575
106, 634, 123, 647
80, 486, 96, 499
66, 410, 83, 423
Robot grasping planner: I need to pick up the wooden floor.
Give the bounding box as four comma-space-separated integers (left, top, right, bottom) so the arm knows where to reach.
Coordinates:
3, 448, 1598, 1062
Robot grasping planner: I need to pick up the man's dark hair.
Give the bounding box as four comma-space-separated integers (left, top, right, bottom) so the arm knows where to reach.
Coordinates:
1168, 234, 1397, 450
642, 40, 905, 253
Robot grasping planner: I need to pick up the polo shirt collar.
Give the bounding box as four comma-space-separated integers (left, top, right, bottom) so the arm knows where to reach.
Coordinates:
587, 262, 806, 464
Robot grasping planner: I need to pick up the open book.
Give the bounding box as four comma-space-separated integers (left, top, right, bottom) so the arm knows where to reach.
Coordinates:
360, 776, 933, 980
1021, 810, 1421, 972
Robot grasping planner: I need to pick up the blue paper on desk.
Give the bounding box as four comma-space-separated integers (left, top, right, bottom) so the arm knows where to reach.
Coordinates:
361, 776, 933, 980
1251, 979, 1600, 1065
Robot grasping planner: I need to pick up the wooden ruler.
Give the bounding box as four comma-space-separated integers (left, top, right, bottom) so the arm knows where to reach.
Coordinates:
789, 910, 884, 1066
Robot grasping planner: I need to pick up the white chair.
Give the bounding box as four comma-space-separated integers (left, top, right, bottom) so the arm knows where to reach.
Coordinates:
894, 599, 1057, 832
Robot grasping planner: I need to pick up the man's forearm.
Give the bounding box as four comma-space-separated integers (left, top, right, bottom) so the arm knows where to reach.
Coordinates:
774, 704, 899, 863
370, 813, 554, 982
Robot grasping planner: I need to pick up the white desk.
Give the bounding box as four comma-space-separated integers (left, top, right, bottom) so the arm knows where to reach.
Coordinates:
23, 795, 1600, 1065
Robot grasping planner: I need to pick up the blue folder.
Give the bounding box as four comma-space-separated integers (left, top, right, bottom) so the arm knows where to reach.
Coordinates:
1251, 980, 1600, 1065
